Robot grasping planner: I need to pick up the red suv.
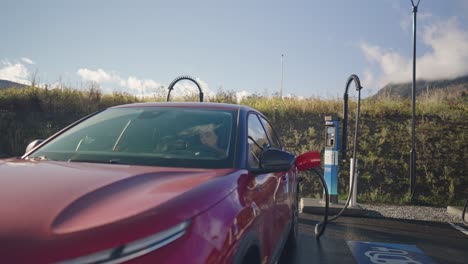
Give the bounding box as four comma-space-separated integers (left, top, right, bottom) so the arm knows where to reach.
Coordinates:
0, 102, 319, 264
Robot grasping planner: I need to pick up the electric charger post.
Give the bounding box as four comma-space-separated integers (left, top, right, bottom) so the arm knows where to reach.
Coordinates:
324, 115, 340, 204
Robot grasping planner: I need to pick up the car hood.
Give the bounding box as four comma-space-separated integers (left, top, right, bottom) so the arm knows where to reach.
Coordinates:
0, 159, 238, 238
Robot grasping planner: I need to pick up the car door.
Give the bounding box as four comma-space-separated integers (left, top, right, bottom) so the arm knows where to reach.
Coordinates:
258, 116, 294, 244
246, 113, 284, 257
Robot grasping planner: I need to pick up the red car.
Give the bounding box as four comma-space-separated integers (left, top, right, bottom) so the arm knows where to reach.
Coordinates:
0, 102, 319, 264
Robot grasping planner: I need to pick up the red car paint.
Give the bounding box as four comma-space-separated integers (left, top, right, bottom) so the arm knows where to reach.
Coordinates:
0, 103, 318, 264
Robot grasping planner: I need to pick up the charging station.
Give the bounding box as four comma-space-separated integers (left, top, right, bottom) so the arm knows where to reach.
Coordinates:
324, 116, 340, 204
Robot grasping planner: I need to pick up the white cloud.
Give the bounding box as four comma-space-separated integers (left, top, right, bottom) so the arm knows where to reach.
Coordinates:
362, 68, 375, 88
77, 68, 179, 97
20, 57, 35, 65
418, 18, 468, 79
361, 17, 468, 87
195, 78, 215, 98
283, 93, 304, 100
76, 68, 218, 99
77, 68, 120, 83
0, 61, 30, 84
235, 90, 251, 103
361, 42, 412, 86
125, 76, 155, 90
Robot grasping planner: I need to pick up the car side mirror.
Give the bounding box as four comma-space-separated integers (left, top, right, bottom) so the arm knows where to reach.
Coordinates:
296, 151, 321, 171
252, 148, 295, 174
25, 139, 44, 154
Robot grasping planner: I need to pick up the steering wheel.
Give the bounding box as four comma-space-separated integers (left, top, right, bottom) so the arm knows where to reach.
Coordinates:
188, 144, 221, 157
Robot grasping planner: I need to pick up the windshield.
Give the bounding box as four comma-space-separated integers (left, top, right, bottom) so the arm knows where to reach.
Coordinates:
29, 107, 237, 169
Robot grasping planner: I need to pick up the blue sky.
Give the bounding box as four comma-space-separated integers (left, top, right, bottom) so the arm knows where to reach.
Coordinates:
1, 0, 468, 98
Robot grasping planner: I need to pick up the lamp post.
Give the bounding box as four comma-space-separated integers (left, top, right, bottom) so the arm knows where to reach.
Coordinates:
410, 0, 420, 201
280, 54, 284, 98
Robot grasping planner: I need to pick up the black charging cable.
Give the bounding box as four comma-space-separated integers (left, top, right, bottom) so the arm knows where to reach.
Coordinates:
328, 74, 362, 223
310, 168, 329, 239
463, 198, 467, 226
166, 75, 204, 102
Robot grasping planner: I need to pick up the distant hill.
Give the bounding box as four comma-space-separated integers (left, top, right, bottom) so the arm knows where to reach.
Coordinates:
374, 75, 468, 98
0, 79, 28, 90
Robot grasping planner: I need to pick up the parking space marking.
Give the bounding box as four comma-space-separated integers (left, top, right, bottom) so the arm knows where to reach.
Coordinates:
347, 241, 436, 264
449, 222, 468, 236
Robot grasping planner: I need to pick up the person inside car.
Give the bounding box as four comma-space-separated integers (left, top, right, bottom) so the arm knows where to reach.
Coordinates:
197, 124, 225, 156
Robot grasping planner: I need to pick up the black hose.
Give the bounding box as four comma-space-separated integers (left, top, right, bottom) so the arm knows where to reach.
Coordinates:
342, 93, 349, 161
166, 75, 204, 102
341, 74, 362, 161
463, 198, 467, 226
311, 168, 329, 239
328, 74, 362, 222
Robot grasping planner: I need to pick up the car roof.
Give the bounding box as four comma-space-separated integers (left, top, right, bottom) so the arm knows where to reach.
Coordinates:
111, 102, 258, 113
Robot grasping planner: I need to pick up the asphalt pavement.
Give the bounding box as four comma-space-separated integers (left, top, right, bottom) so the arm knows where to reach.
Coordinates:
279, 213, 468, 264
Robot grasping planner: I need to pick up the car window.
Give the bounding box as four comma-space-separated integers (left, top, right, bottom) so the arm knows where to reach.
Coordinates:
247, 113, 270, 168
29, 107, 237, 169
259, 116, 282, 149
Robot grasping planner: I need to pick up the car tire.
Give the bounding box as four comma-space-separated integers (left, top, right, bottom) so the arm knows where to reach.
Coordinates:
233, 232, 261, 264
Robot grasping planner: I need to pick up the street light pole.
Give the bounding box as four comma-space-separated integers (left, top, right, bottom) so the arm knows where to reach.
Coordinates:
410, 0, 420, 201
281, 54, 284, 98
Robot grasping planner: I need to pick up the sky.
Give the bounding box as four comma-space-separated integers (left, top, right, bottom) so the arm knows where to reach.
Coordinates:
1, 0, 468, 99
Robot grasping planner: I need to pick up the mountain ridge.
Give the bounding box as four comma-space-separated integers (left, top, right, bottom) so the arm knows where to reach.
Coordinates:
374, 75, 468, 98
0, 79, 28, 90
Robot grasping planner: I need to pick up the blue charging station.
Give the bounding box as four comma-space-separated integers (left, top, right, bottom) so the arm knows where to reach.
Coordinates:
324, 116, 339, 204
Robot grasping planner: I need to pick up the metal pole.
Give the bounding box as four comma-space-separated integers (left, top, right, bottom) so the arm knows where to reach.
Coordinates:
410, 0, 420, 200
350, 158, 358, 207
280, 54, 284, 98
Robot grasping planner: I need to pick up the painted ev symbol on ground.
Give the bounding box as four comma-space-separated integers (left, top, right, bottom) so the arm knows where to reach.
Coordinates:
364, 247, 421, 264
347, 241, 436, 264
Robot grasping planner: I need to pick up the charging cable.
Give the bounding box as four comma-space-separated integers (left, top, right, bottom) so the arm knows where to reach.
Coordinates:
463, 198, 467, 227
310, 168, 329, 239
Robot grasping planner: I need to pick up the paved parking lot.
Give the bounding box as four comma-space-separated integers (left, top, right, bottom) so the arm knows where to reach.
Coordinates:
280, 213, 468, 263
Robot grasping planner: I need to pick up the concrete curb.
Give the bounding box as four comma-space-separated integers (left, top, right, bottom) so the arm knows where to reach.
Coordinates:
300, 198, 369, 217
447, 206, 467, 220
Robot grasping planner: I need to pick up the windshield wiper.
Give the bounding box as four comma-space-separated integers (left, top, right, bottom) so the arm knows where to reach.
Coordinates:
67, 158, 128, 165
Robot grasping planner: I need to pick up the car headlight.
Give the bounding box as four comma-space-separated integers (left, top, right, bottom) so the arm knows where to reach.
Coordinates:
57, 220, 190, 264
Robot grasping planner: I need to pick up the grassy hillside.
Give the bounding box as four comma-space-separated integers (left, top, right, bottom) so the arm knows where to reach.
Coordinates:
0, 86, 466, 206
